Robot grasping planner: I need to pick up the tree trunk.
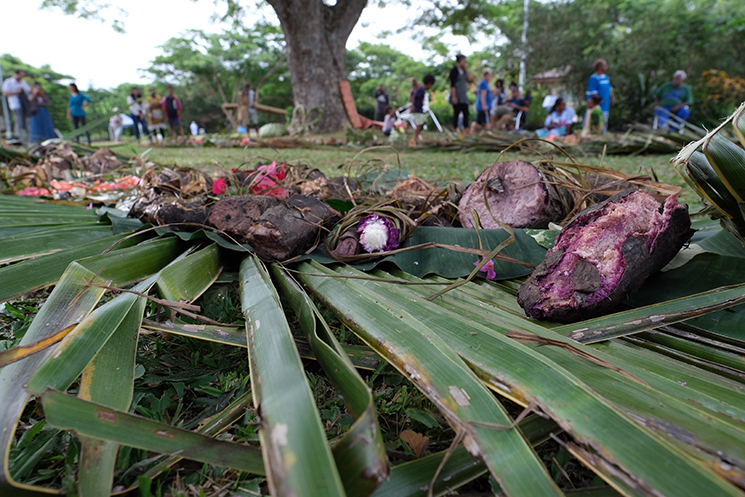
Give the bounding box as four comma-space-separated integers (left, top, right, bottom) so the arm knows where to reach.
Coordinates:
267, 0, 367, 133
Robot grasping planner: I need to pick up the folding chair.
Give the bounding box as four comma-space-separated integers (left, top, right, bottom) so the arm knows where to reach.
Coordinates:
653, 107, 686, 134
395, 94, 444, 133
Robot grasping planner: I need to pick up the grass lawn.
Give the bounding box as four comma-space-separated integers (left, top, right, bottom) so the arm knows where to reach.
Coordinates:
136, 143, 699, 209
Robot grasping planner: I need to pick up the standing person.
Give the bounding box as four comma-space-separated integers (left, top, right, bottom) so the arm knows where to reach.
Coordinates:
654, 70, 693, 128
470, 69, 493, 132
2, 70, 32, 143
127, 87, 152, 143
586, 59, 613, 134
147, 88, 167, 138
237, 83, 259, 135
408, 78, 419, 106
29, 82, 56, 142
449, 54, 472, 131
67, 83, 92, 145
373, 85, 389, 122
190, 121, 199, 136
413, 74, 435, 142
162, 85, 183, 138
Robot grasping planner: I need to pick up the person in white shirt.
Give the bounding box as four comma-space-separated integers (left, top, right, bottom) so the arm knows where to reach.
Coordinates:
2, 70, 32, 142
127, 87, 152, 142
537, 98, 576, 138
190, 121, 199, 136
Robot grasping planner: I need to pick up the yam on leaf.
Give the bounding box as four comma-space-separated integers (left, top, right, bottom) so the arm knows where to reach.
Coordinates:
517, 190, 693, 323
458, 161, 563, 229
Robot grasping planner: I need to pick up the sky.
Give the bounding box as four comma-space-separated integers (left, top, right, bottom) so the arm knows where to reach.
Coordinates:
4, 1, 482, 90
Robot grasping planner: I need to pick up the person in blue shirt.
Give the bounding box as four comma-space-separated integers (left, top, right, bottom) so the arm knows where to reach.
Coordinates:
471, 69, 493, 132
585, 59, 613, 134
67, 83, 92, 145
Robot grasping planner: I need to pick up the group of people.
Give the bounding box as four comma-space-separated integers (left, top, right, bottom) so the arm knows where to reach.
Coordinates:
3, 70, 99, 145
2, 69, 188, 145
582, 58, 693, 134
123, 85, 184, 142
449, 55, 534, 133
374, 75, 437, 141
2, 70, 57, 143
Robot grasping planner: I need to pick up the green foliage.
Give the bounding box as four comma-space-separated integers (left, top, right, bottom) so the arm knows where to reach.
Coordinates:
346, 42, 433, 117
145, 23, 290, 131
414, 0, 745, 130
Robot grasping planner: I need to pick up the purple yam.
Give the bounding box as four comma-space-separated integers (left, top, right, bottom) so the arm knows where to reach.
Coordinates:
458, 161, 562, 229
517, 190, 693, 323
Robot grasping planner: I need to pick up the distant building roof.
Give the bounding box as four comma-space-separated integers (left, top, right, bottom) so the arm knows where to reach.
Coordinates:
532, 66, 571, 84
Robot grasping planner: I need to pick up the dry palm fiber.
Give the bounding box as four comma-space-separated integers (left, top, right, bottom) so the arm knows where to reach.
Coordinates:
518, 189, 693, 323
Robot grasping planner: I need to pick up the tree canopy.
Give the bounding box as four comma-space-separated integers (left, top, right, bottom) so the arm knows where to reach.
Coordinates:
25, 0, 745, 131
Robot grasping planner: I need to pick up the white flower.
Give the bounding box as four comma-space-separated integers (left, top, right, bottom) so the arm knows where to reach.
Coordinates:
360, 219, 389, 252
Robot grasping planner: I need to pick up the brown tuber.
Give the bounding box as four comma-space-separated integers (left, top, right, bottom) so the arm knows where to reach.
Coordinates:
517, 190, 693, 323
209, 195, 340, 261
458, 161, 563, 229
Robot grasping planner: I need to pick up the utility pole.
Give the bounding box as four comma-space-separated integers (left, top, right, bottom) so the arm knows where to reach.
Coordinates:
0, 63, 11, 139
518, 0, 529, 93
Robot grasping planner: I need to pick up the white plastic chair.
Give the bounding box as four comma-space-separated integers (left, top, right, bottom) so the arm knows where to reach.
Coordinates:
395, 94, 444, 132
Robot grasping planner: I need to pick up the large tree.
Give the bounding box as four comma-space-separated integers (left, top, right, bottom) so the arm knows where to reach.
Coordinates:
266, 0, 368, 132
42, 0, 368, 133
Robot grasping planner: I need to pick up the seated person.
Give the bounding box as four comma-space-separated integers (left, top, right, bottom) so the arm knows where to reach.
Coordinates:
655, 70, 692, 127
382, 105, 395, 136
581, 95, 605, 136
536, 98, 576, 138
493, 87, 530, 130
489, 79, 506, 127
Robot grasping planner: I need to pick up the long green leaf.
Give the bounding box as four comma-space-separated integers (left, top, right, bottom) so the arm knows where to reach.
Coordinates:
553, 283, 745, 343
0, 263, 107, 494
0, 224, 113, 265
372, 414, 559, 497
389, 268, 745, 464
155, 244, 222, 304
272, 266, 389, 496
40, 390, 265, 475
77, 299, 145, 497
239, 255, 346, 497
26, 243, 216, 397
393, 268, 745, 423
0, 238, 182, 494
302, 263, 744, 496
141, 319, 383, 370
296, 262, 563, 497
132, 390, 255, 489
704, 133, 745, 203
0, 234, 141, 303
24, 274, 158, 397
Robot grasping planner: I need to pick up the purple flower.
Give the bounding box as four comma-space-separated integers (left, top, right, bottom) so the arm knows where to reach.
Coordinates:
358, 214, 400, 253
474, 258, 496, 280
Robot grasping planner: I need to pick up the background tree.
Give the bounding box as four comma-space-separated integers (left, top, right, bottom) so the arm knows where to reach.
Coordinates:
412, 0, 745, 129
42, 0, 369, 133
145, 23, 290, 130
